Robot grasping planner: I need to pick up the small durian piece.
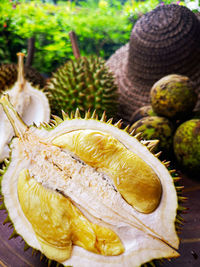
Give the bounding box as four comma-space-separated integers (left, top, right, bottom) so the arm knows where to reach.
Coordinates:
0, 53, 50, 162
0, 95, 180, 267
45, 56, 118, 118
0, 63, 46, 91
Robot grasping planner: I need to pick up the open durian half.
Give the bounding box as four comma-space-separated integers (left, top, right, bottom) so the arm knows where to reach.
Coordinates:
0, 95, 180, 267
0, 53, 50, 162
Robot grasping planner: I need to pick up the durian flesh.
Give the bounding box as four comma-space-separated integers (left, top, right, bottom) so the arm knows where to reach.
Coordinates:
0, 53, 50, 162
0, 95, 179, 267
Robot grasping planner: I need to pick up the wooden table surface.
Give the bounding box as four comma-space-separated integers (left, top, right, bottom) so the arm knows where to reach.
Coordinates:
0, 172, 199, 267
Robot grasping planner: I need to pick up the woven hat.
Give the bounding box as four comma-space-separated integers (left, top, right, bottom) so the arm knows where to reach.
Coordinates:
107, 4, 200, 124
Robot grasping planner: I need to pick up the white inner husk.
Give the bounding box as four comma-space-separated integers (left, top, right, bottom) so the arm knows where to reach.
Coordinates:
2, 119, 179, 267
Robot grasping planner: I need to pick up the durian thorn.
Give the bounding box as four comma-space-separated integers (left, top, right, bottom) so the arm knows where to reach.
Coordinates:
4, 158, 9, 166
129, 128, 136, 136
114, 119, 122, 128
124, 125, 130, 132
9, 229, 18, 240
40, 253, 44, 261
52, 114, 63, 124
100, 111, 106, 122
85, 110, 91, 119
24, 242, 30, 252
32, 248, 38, 256
17, 52, 26, 91
0, 202, 6, 211
48, 259, 52, 267
61, 110, 69, 120
49, 122, 56, 128
178, 196, 188, 202
176, 186, 184, 191
70, 110, 75, 119
0, 94, 28, 138
173, 177, 181, 182
163, 160, 171, 167
3, 215, 11, 224
169, 169, 176, 174
75, 108, 81, 118
107, 118, 113, 124
177, 205, 188, 211
177, 214, 184, 221
147, 140, 159, 151
91, 110, 97, 119
176, 218, 184, 225
134, 132, 142, 140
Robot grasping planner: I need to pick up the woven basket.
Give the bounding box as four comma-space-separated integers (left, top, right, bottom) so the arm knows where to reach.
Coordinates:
107, 4, 200, 124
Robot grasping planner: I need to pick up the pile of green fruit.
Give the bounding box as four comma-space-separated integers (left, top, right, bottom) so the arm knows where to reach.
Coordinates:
130, 74, 200, 173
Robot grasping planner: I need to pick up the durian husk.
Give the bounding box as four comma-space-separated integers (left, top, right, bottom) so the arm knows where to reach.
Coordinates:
45, 56, 118, 118
0, 63, 46, 91
0, 97, 185, 267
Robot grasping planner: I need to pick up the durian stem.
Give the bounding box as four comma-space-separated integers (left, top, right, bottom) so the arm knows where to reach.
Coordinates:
17, 52, 25, 91
69, 31, 81, 59
0, 94, 28, 138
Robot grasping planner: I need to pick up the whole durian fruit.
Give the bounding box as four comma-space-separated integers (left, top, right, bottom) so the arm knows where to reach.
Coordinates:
0, 62, 46, 91
0, 53, 50, 162
130, 116, 175, 154
150, 74, 198, 120
0, 94, 183, 267
45, 56, 118, 118
174, 119, 200, 173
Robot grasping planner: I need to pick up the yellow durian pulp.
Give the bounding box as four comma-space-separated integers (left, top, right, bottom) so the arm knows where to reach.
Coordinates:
17, 169, 124, 262
52, 130, 162, 214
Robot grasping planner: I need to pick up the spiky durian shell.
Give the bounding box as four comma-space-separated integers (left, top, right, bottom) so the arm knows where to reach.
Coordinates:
0, 107, 186, 267
45, 56, 118, 118
0, 63, 46, 91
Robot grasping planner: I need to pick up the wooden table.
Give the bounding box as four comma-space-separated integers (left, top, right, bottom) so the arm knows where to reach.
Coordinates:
0, 173, 199, 267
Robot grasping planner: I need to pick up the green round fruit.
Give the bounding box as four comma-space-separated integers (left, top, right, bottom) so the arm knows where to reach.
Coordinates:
150, 74, 197, 119
130, 105, 157, 123
173, 119, 200, 172
45, 56, 118, 118
130, 116, 174, 153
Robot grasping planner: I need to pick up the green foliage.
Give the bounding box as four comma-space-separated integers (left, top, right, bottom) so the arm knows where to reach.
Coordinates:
0, 0, 187, 74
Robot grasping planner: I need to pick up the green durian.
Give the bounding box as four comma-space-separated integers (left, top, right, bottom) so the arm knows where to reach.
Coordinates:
174, 119, 200, 173
0, 95, 184, 267
150, 74, 198, 119
45, 56, 118, 118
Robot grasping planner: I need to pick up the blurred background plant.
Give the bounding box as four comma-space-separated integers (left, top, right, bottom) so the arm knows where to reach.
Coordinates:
0, 0, 196, 75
